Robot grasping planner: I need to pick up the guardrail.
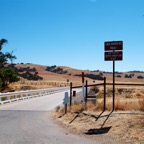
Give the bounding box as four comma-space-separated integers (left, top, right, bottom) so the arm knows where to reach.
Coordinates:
0, 87, 69, 105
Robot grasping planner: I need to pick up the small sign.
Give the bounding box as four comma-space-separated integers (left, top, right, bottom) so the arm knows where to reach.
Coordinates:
105, 51, 123, 61
63, 92, 69, 104
105, 41, 123, 51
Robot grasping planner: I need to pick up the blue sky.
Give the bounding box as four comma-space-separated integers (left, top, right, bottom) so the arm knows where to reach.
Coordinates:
0, 0, 144, 72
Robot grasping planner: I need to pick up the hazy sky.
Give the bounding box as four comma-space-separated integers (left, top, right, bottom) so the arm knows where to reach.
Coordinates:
1, 0, 144, 72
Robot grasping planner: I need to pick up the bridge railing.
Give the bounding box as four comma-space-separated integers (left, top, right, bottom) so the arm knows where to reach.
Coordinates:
0, 87, 69, 105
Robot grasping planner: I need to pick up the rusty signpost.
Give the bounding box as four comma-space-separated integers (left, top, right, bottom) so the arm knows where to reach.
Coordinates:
104, 41, 123, 111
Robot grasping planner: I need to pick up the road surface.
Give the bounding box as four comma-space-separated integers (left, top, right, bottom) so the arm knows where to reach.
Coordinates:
0, 89, 96, 144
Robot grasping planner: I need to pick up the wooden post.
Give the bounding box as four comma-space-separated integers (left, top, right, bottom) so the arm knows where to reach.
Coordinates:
85, 80, 88, 102
104, 77, 106, 111
65, 104, 67, 114
82, 72, 85, 110
70, 82, 72, 106
85, 80, 88, 109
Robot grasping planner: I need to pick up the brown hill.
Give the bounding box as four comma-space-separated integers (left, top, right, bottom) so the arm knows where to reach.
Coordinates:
7, 63, 144, 91
11, 64, 94, 91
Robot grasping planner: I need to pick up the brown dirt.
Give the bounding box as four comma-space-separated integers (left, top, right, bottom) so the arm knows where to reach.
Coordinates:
53, 88, 144, 144
53, 109, 144, 144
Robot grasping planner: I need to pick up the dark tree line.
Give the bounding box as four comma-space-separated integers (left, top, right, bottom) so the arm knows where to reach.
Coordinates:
74, 74, 104, 80
9, 64, 43, 81
46, 65, 67, 74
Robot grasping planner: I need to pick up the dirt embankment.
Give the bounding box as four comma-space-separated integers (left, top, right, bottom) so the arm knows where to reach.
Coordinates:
53, 109, 144, 144
54, 87, 144, 144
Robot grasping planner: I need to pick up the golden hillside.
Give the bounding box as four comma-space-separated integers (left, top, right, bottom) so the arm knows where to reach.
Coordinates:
6, 63, 144, 91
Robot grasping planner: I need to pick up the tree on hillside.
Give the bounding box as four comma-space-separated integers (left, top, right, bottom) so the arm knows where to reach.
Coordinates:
125, 74, 132, 78
137, 75, 143, 79
117, 75, 122, 78
0, 38, 16, 68
0, 38, 19, 89
0, 68, 20, 87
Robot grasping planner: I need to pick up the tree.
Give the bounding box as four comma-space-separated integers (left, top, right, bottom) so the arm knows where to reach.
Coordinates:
137, 75, 143, 79
0, 78, 3, 88
99, 72, 103, 76
0, 68, 20, 87
117, 75, 122, 78
0, 39, 7, 50
0, 38, 19, 89
0, 38, 16, 68
125, 74, 132, 78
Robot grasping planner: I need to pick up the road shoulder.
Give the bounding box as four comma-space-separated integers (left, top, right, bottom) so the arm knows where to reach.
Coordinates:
53, 109, 144, 144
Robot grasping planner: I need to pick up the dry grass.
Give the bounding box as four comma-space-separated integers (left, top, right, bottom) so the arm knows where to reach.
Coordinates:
115, 98, 138, 111
95, 97, 144, 111
139, 98, 144, 111
68, 102, 82, 113
66, 96, 144, 113
64, 101, 97, 113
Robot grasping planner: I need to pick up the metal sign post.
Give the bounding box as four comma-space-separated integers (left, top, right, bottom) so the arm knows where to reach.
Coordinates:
82, 72, 85, 110
104, 41, 123, 111
113, 58, 115, 111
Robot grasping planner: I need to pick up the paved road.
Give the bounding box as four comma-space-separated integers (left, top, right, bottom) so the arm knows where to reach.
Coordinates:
0, 89, 96, 144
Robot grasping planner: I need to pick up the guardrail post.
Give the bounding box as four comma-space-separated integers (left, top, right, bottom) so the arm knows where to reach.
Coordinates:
8, 93, 11, 102
31, 92, 33, 98
39, 91, 41, 96
21, 93, 24, 100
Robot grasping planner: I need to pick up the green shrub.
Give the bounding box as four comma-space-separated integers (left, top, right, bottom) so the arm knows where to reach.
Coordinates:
1, 97, 7, 101
10, 95, 14, 99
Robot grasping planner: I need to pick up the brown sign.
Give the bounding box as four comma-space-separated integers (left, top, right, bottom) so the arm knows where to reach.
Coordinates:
105, 41, 123, 51
105, 51, 122, 61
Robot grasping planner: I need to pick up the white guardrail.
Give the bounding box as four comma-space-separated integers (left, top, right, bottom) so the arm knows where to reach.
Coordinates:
0, 87, 69, 105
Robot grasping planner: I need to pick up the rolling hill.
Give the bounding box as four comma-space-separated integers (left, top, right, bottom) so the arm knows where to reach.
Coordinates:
5, 63, 144, 91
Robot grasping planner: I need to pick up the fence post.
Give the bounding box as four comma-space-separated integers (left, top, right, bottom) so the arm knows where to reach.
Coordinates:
85, 80, 88, 109
104, 77, 106, 111
82, 72, 85, 110
70, 82, 72, 107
